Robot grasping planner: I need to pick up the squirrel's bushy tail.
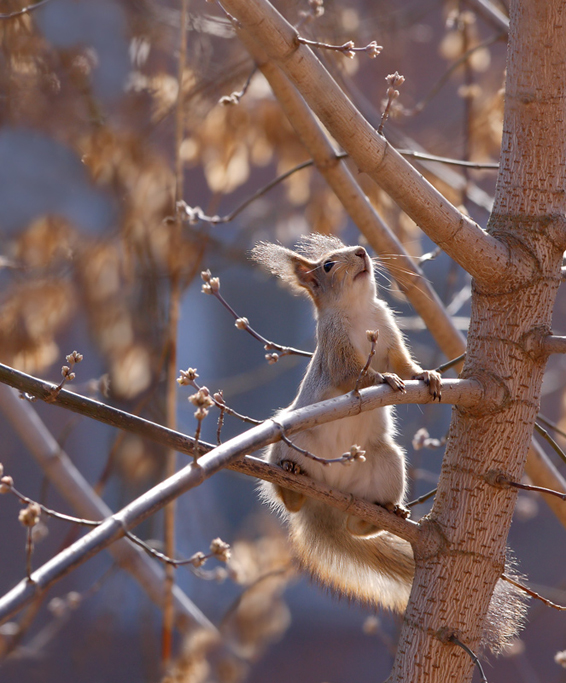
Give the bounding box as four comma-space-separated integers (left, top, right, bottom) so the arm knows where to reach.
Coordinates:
289, 499, 414, 612
289, 500, 528, 653
482, 556, 529, 654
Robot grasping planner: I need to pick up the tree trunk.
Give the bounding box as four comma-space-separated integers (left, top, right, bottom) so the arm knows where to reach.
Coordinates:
391, 1, 566, 680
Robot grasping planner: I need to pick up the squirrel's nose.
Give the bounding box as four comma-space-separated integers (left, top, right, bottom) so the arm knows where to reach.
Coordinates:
355, 247, 367, 259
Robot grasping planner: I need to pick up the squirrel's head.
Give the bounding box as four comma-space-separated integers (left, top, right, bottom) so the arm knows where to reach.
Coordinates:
251, 234, 377, 311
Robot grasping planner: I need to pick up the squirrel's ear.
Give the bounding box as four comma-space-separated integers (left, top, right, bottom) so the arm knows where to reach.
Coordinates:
251, 242, 318, 295
290, 254, 320, 292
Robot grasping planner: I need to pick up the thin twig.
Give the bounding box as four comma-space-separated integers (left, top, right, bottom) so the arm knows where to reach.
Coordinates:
199, 382, 260, 425
162, 0, 189, 664
0, 383, 217, 635
25, 528, 34, 581
179, 148, 497, 228
396, 149, 498, 169
219, 66, 257, 105
537, 414, 566, 441
0, 363, 480, 464
25, 351, 83, 405
496, 475, 566, 502
407, 487, 437, 508
378, 72, 405, 135
502, 573, 566, 611
448, 635, 488, 683
297, 36, 381, 59
278, 430, 365, 467
0, 0, 51, 19
178, 159, 315, 225
8, 484, 100, 527
201, 270, 312, 359
436, 353, 466, 374
355, 331, 378, 392
127, 532, 218, 569
534, 422, 566, 466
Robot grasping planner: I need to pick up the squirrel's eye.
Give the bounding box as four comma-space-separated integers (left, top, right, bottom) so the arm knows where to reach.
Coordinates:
323, 261, 335, 273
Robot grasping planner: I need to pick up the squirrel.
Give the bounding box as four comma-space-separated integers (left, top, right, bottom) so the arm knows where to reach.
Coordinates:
251, 233, 527, 652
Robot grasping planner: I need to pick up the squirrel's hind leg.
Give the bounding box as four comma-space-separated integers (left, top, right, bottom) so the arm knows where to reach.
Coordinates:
276, 460, 307, 512
346, 515, 382, 537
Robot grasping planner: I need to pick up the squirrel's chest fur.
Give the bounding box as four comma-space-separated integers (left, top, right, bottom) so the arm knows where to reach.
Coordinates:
266, 295, 406, 505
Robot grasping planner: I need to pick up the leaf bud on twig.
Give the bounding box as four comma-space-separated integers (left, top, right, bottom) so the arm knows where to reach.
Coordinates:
0, 475, 14, 494
18, 502, 41, 528
177, 367, 199, 385
210, 537, 231, 563
235, 317, 249, 330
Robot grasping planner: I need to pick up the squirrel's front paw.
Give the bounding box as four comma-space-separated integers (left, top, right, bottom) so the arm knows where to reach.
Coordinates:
280, 460, 305, 476
414, 370, 442, 401
381, 373, 406, 392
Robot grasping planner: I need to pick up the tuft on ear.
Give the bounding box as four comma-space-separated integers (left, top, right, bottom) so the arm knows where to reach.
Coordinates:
295, 233, 345, 260
251, 242, 319, 295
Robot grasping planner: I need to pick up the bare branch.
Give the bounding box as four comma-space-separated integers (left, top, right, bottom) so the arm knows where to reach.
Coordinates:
179, 150, 497, 229
220, 0, 527, 287
436, 353, 466, 374
504, 479, 566, 501
0, 384, 216, 635
537, 414, 566, 441
237, 30, 466, 361
397, 149, 498, 170
502, 574, 566, 611
0, 375, 483, 623
0, 0, 51, 20
201, 270, 312, 359
447, 635, 489, 683
544, 335, 566, 355
6, 483, 100, 527
407, 488, 437, 508
534, 422, 566, 466
297, 36, 382, 59
378, 71, 405, 135
463, 0, 509, 32
219, 65, 257, 105
0, 362, 482, 460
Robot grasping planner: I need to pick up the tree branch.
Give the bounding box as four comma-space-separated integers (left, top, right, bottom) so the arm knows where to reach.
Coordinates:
228, 4, 566, 543
220, 0, 529, 287
0, 371, 482, 623
0, 0, 51, 20
544, 335, 566, 355
0, 384, 217, 634
0, 361, 482, 459
237, 28, 466, 361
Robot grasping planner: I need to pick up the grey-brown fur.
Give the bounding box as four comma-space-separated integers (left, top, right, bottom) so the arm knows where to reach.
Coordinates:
252, 234, 525, 651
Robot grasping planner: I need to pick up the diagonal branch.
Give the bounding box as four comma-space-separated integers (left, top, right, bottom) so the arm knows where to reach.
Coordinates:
224, 2, 566, 539
0, 370, 482, 623
0, 384, 217, 635
237, 29, 466, 361
219, 0, 531, 287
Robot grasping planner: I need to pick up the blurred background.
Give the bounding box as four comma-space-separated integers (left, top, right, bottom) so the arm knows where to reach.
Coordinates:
0, 0, 565, 681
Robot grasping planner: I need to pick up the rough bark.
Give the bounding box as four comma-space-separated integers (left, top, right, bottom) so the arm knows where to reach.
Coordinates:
391, 1, 566, 681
